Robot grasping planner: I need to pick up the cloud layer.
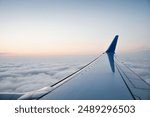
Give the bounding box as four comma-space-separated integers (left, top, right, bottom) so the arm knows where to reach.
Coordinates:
0, 55, 93, 93
0, 51, 150, 93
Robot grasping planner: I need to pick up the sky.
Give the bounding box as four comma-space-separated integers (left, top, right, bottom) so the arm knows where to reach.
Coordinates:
0, 0, 150, 56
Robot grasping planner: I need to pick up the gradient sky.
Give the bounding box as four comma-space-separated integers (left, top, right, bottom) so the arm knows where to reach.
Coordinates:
0, 0, 150, 55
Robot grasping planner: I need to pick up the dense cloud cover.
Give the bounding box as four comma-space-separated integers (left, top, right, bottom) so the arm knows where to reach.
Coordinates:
0, 51, 150, 93
0, 55, 93, 93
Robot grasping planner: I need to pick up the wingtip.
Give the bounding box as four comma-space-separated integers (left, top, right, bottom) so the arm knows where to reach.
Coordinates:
115, 35, 119, 39
106, 35, 119, 53
116, 35, 119, 37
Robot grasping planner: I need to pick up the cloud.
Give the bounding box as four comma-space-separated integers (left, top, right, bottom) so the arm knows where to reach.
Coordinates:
0, 56, 90, 93
0, 52, 149, 94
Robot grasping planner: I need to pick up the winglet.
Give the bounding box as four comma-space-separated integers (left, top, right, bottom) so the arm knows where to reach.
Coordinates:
106, 35, 118, 53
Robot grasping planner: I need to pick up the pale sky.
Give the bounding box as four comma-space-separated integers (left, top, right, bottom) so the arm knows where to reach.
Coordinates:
0, 0, 150, 56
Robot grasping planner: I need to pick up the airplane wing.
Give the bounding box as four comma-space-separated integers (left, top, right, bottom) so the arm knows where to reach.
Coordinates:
1, 35, 150, 100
